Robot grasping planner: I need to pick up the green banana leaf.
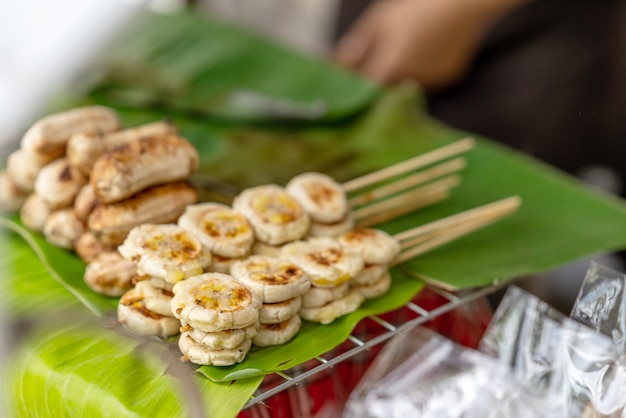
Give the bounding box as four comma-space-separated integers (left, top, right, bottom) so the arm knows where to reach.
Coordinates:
5, 10, 626, 418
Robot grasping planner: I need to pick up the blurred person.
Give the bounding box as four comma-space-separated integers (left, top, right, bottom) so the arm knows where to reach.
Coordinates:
335, 0, 626, 197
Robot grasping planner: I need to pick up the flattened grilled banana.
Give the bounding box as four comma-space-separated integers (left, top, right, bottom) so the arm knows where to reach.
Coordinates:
75, 231, 112, 263
280, 237, 364, 288
184, 322, 258, 350
88, 181, 198, 247
20, 193, 54, 232
84, 251, 137, 297
43, 209, 84, 249
132, 275, 174, 291
178, 332, 251, 366
230, 255, 310, 303
352, 264, 388, 287
6, 149, 53, 192
35, 158, 87, 209
171, 273, 262, 333
91, 135, 199, 203
352, 271, 391, 299
21, 106, 120, 160
67, 120, 177, 176
73, 184, 98, 222
135, 280, 175, 317
307, 212, 355, 238
252, 315, 301, 347
301, 282, 349, 309
118, 223, 211, 284
338, 228, 400, 265
299, 289, 364, 325
117, 288, 180, 337
178, 203, 254, 258
232, 184, 310, 245
0, 170, 28, 212
259, 296, 302, 324
286, 172, 348, 223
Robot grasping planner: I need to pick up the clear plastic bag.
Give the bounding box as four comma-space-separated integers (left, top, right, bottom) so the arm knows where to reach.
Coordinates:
343, 326, 542, 418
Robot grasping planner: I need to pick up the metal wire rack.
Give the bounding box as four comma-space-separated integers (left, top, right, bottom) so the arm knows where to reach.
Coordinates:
243, 280, 508, 410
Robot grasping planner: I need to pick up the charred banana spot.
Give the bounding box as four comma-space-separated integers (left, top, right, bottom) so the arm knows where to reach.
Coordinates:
307, 248, 343, 266
264, 322, 288, 331
305, 182, 337, 205
344, 227, 376, 242
253, 193, 302, 224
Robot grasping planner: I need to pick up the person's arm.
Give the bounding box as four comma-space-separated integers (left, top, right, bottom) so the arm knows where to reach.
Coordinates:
334, 0, 531, 90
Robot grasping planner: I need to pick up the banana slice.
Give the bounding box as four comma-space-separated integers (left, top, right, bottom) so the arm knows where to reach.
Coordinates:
286, 172, 348, 224
251, 240, 284, 257
171, 273, 262, 333
184, 322, 258, 350
75, 232, 113, 263
299, 289, 364, 325
35, 158, 87, 209
118, 223, 211, 284
88, 181, 198, 247
117, 288, 180, 337
230, 255, 311, 303
74, 184, 98, 222
135, 280, 175, 317
253, 314, 301, 347
178, 332, 251, 366
67, 120, 177, 176
259, 296, 302, 324
352, 264, 388, 286
6, 149, 55, 192
84, 251, 137, 297
301, 282, 350, 309
338, 228, 401, 265
21, 106, 121, 161
91, 134, 199, 203
0, 171, 28, 212
20, 193, 54, 233
132, 275, 174, 292
280, 237, 364, 288
43, 208, 84, 249
352, 271, 392, 299
307, 211, 355, 238
232, 184, 310, 245
210, 253, 249, 274
178, 203, 254, 258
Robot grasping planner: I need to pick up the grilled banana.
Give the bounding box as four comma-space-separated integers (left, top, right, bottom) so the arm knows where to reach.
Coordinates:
301, 282, 350, 309
352, 271, 391, 299
252, 315, 301, 347
178, 331, 252, 366
232, 184, 310, 245
230, 255, 311, 303
73, 184, 98, 222
90, 134, 199, 203
286, 172, 348, 223
88, 181, 198, 247
280, 237, 364, 288
0, 171, 28, 212
351, 264, 388, 286
117, 288, 180, 337
20, 193, 54, 232
21, 106, 121, 161
75, 231, 113, 263
184, 322, 258, 350
178, 202, 254, 258
118, 223, 211, 284
6, 149, 53, 192
171, 273, 262, 333
307, 212, 354, 238
258, 296, 302, 324
84, 251, 137, 297
43, 208, 84, 249
35, 158, 87, 209
338, 228, 401, 265
135, 280, 175, 317
67, 120, 177, 176
299, 288, 364, 325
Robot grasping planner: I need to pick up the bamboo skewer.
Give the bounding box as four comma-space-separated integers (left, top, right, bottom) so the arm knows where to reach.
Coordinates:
353, 175, 462, 222
356, 190, 450, 228
348, 157, 467, 208
342, 137, 475, 193
392, 196, 521, 265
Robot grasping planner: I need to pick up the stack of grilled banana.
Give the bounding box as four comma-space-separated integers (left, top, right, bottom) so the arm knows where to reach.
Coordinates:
0, 106, 201, 296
